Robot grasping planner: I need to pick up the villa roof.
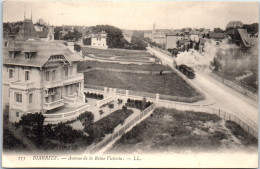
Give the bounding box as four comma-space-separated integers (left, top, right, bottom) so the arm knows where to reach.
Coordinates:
237, 29, 251, 48
37, 30, 49, 38
3, 41, 82, 67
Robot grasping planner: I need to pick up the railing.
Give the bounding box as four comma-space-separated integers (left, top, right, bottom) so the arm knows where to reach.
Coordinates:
44, 99, 64, 110
86, 103, 156, 154
63, 73, 84, 85
44, 80, 63, 88
96, 97, 114, 107
209, 72, 257, 100
10, 81, 35, 89
44, 104, 89, 124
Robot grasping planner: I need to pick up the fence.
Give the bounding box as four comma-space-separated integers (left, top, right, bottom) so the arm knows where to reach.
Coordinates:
84, 85, 204, 103
156, 102, 258, 138
86, 103, 156, 154
209, 73, 257, 100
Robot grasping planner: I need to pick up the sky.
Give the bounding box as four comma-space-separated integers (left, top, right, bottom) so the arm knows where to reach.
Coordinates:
3, 0, 259, 30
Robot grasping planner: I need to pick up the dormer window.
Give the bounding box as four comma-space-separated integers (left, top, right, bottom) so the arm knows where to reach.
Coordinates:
25, 52, 36, 59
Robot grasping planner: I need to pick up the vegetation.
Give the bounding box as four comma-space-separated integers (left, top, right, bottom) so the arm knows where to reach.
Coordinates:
82, 46, 153, 57
109, 108, 256, 153
84, 70, 200, 97
3, 21, 23, 36
74, 43, 81, 52
84, 92, 104, 100
125, 98, 152, 111
3, 127, 26, 151
77, 61, 171, 72
92, 109, 134, 143
225, 120, 257, 146
11, 113, 93, 152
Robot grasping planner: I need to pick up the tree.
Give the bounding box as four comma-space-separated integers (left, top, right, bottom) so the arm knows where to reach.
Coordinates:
117, 99, 123, 108
74, 43, 81, 52
83, 38, 91, 45
214, 28, 224, 33
78, 111, 94, 127
99, 110, 104, 118
54, 26, 63, 40
16, 113, 45, 147
108, 103, 114, 113
63, 30, 82, 41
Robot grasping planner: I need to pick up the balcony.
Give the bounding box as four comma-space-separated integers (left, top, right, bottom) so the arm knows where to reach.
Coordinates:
10, 81, 35, 90
63, 73, 83, 85
44, 99, 64, 110
44, 80, 63, 88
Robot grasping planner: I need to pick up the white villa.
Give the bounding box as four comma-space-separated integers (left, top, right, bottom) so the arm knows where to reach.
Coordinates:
3, 18, 85, 123
83, 31, 108, 49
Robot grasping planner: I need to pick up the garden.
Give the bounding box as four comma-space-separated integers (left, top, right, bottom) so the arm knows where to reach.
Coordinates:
108, 108, 258, 154
84, 70, 200, 97
82, 46, 153, 58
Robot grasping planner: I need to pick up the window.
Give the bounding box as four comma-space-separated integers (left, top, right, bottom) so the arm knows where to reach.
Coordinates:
64, 67, 68, 77
16, 112, 19, 117
4, 41, 8, 47
25, 53, 30, 59
15, 93, 22, 103
9, 69, 14, 78
45, 71, 50, 81
25, 70, 30, 81
52, 70, 56, 81
29, 93, 33, 104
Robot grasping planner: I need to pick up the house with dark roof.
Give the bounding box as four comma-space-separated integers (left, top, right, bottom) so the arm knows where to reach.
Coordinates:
208, 32, 226, 40
3, 17, 86, 123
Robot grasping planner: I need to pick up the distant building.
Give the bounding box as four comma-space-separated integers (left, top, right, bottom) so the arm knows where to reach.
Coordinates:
3, 17, 85, 123
189, 30, 201, 43
123, 30, 133, 43
83, 31, 108, 49
165, 32, 185, 49
144, 31, 152, 39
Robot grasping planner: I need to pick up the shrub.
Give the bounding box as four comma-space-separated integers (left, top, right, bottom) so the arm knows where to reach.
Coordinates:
122, 106, 127, 112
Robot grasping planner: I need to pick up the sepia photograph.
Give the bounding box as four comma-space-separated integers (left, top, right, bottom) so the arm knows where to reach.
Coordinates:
1, 0, 259, 168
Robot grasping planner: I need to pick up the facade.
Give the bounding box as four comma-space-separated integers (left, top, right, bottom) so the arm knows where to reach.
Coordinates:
3, 18, 85, 123
144, 31, 152, 39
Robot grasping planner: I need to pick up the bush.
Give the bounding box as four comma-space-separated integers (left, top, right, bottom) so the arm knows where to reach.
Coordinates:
122, 106, 127, 112
16, 113, 45, 148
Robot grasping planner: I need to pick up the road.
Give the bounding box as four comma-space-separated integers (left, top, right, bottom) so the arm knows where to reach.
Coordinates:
147, 46, 258, 130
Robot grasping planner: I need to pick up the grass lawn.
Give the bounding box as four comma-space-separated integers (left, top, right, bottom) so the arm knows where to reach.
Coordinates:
82, 47, 154, 58
114, 56, 151, 62
93, 109, 134, 143
108, 108, 257, 154
84, 70, 200, 97
240, 74, 258, 91
78, 61, 171, 72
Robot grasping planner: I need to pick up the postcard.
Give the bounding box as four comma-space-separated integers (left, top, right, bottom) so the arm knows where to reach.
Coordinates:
2, 0, 258, 168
